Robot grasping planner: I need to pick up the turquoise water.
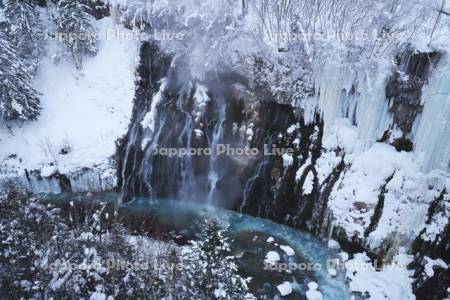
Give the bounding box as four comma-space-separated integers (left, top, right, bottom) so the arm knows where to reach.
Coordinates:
45, 193, 349, 299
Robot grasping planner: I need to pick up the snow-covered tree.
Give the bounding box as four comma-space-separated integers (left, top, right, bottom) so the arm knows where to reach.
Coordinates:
1, 190, 252, 299
181, 219, 252, 299
3, 0, 43, 65
53, 0, 98, 70
0, 31, 41, 121
0, 185, 61, 298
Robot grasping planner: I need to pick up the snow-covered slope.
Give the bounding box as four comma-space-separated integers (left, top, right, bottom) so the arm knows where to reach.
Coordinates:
0, 17, 139, 192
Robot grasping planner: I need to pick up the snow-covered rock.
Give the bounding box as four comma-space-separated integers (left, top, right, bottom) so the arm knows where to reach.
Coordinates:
306, 282, 323, 300
307, 282, 319, 291
265, 251, 280, 264
327, 239, 340, 250
279, 245, 295, 256
277, 281, 293, 296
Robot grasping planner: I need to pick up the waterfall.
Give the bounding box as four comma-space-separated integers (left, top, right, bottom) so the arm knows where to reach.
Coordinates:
240, 159, 269, 213
119, 44, 239, 203
207, 99, 225, 204
118, 43, 303, 209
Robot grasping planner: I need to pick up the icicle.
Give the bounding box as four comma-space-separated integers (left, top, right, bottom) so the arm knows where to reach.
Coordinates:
308, 59, 392, 150
413, 55, 450, 172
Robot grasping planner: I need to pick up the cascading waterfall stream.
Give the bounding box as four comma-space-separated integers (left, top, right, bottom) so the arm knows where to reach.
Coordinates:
207, 97, 226, 204
240, 159, 269, 213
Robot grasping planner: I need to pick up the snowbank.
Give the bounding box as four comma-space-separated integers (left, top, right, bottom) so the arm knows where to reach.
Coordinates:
345, 252, 415, 300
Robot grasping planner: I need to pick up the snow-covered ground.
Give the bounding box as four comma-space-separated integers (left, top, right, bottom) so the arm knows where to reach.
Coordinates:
0, 17, 138, 191
345, 251, 416, 300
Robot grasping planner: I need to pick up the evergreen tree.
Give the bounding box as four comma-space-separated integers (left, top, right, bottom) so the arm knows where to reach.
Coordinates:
53, 0, 98, 70
0, 31, 41, 121
181, 219, 252, 299
3, 0, 43, 66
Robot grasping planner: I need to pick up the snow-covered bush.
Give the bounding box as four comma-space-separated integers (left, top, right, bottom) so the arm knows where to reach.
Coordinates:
0, 184, 61, 298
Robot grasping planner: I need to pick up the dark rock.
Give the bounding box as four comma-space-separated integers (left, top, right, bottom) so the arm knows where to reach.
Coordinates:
385, 50, 442, 136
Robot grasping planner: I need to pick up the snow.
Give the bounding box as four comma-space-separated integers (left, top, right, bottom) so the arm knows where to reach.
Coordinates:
302, 171, 314, 195
315, 151, 341, 185
327, 240, 340, 250
282, 153, 293, 168
140, 79, 167, 134
245, 124, 254, 142
279, 245, 295, 256
366, 170, 441, 249
264, 251, 280, 264
0, 17, 138, 187
141, 78, 166, 149
287, 124, 298, 134
420, 190, 450, 242
266, 236, 274, 243
327, 268, 337, 277
295, 157, 311, 182
345, 252, 415, 300
307, 282, 319, 290
214, 288, 226, 298
89, 292, 107, 300
194, 129, 204, 137
322, 118, 360, 153
192, 84, 210, 123
338, 252, 349, 263
423, 256, 448, 278
40, 164, 58, 177
276, 281, 293, 296
305, 281, 323, 300
327, 142, 442, 249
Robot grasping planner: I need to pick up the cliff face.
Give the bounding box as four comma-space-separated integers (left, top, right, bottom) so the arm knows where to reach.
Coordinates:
115, 42, 450, 296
